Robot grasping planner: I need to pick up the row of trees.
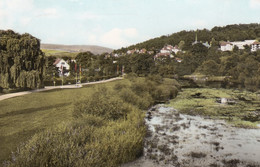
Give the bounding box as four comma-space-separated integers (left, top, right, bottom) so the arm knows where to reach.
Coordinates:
0, 30, 45, 90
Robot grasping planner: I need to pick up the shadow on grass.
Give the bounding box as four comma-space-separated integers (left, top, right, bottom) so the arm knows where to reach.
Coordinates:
0, 128, 40, 164
0, 102, 71, 118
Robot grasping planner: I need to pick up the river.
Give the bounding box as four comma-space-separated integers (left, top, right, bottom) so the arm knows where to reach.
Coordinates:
122, 105, 260, 167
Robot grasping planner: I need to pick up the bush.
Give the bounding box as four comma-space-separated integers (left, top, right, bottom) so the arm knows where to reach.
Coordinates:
74, 87, 131, 120
119, 88, 153, 110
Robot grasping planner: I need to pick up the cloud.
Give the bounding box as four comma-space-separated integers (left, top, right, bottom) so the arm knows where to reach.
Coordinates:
37, 8, 60, 18
78, 12, 103, 20
250, 0, 260, 8
100, 28, 138, 48
20, 17, 32, 26
0, 0, 34, 29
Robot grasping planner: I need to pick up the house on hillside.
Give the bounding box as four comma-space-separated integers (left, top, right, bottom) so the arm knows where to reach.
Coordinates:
161, 45, 174, 54
127, 49, 136, 55
140, 48, 147, 54
175, 57, 183, 63
53, 58, 70, 76
154, 52, 174, 59
220, 40, 258, 52
251, 41, 260, 52
220, 42, 233, 51
148, 51, 155, 55
173, 45, 181, 54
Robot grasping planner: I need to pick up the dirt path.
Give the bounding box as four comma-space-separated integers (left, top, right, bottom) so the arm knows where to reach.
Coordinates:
0, 77, 123, 101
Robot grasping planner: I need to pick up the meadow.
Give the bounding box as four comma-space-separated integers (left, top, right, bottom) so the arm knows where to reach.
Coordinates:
42, 49, 79, 58
0, 75, 179, 166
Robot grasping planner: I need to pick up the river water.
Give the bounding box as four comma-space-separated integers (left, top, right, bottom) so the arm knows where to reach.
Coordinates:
122, 105, 260, 167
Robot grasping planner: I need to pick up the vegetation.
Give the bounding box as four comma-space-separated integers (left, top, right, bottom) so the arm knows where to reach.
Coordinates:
169, 88, 260, 128
0, 30, 45, 90
1, 76, 179, 166
116, 23, 260, 51
42, 49, 79, 58
113, 24, 260, 91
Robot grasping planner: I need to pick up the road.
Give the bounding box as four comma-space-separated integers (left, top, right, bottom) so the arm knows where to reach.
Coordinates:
0, 77, 123, 101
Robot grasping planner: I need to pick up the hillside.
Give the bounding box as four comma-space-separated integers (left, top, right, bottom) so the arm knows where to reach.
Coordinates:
116, 23, 260, 52
41, 43, 113, 55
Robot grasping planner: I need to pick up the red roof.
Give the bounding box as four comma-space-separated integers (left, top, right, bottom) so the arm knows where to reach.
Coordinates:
53, 58, 61, 65
220, 42, 232, 46
253, 41, 260, 45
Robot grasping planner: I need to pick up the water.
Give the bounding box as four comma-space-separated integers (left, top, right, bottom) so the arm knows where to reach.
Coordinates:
122, 105, 260, 167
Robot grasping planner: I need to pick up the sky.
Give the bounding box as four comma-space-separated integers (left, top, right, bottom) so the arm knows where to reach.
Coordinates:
0, 0, 260, 49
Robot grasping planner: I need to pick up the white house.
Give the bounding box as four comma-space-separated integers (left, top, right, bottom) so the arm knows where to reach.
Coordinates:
160, 45, 173, 54
220, 40, 257, 51
220, 42, 233, 51
160, 44, 182, 54
173, 45, 181, 54
53, 58, 70, 76
251, 41, 260, 52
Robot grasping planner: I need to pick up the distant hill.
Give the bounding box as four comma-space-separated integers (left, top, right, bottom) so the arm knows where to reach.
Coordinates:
41, 44, 113, 55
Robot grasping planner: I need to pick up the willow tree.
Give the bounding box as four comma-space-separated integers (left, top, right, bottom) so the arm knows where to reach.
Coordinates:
0, 30, 45, 89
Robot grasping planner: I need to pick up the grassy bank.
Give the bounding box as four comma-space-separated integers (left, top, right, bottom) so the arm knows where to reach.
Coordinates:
168, 88, 260, 128
1, 75, 179, 166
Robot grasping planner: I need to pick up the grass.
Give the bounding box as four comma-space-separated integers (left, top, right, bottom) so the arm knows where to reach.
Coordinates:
168, 88, 260, 128
0, 80, 120, 163
41, 49, 79, 58
183, 74, 227, 82
1, 76, 179, 166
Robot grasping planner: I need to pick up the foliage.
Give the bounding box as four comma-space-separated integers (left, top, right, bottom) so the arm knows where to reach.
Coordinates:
0, 30, 45, 90
116, 23, 260, 52
0, 30, 44, 89
3, 76, 180, 167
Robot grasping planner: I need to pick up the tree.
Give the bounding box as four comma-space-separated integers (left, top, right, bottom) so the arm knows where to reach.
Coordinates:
178, 40, 185, 50
0, 30, 45, 90
198, 60, 220, 76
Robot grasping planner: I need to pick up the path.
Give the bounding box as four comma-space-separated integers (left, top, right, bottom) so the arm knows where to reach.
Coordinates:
0, 77, 123, 101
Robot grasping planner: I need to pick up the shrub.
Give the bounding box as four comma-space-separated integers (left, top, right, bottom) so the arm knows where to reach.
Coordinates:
119, 88, 153, 110
74, 87, 131, 120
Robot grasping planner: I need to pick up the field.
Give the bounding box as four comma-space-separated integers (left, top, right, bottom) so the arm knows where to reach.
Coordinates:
168, 88, 260, 128
41, 49, 79, 58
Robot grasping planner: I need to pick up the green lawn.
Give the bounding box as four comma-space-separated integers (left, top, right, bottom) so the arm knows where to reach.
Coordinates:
168, 88, 260, 128
0, 80, 121, 163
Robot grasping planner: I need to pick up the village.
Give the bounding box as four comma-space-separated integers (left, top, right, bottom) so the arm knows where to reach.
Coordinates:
53, 37, 260, 77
